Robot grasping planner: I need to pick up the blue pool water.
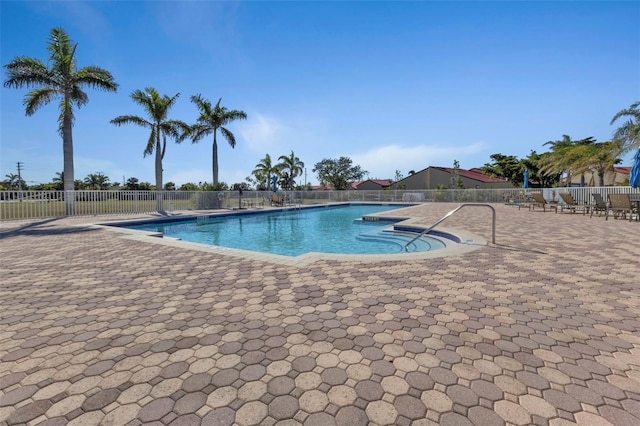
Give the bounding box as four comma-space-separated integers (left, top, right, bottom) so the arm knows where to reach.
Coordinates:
123, 204, 447, 257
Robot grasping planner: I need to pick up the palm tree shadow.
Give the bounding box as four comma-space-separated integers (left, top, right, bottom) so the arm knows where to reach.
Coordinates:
0, 218, 97, 240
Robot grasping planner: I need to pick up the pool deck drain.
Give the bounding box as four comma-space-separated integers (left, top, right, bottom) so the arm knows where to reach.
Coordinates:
0, 202, 639, 425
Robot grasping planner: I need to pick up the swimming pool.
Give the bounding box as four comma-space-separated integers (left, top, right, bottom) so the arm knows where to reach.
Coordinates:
121, 204, 448, 257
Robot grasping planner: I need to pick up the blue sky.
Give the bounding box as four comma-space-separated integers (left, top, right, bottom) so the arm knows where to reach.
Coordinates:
2, 1, 639, 187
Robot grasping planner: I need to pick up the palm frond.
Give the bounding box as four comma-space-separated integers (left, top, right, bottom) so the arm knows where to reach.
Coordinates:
144, 128, 157, 157
220, 127, 236, 148
110, 115, 152, 128
187, 124, 212, 143
69, 86, 89, 108
24, 88, 57, 116
75, 67, 119, 92
3, 57, 53, 88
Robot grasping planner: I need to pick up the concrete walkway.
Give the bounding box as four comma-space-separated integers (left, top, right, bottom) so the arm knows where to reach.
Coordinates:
1, 203, 639, 425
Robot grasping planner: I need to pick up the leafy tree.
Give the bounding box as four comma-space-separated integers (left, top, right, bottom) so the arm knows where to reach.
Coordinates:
199, 181, 228, 191
164, 182, 176, 191
482, 154, 523, 187
276, 151, 304, 190
522, 151, 560, 188
52, 172, 64, 190
278, 172, 294, 191
3, 27, 118, 214
179, 182, 199, 191
252, 154, 278, 190
84, 172, 110, 190
610, 101, 640, 153
185, 95, 247, 185
312, 157, 367, 190
111, 87, 188, 210
138, 182, 152, 190
450, 160, 464, 189
125, 177, 140, 190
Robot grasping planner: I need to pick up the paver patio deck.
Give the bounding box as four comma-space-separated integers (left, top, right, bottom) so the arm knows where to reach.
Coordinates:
1, 202, 639, 425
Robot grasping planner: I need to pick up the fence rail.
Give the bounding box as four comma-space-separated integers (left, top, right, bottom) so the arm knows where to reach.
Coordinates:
1, 187, 639, 221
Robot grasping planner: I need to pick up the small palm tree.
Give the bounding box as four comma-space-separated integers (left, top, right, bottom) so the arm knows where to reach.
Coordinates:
252, 154, 278, 190
111, 87, 188, 210
3, 27, 118, 214
610, 101, 640, 153
186, 95, 247, 185
276, 151, 305, 190
84, 172, 110, 190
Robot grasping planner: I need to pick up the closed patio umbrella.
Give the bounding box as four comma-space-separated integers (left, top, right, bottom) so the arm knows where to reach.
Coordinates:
523, 169, 529, 188
630, 149, 640, 188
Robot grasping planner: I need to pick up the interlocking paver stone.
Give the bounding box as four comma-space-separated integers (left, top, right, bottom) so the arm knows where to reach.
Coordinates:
0, 205, 638, 426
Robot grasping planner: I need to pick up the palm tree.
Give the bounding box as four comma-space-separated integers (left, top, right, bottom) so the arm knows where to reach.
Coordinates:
610, 101, 640, 153
186, 95, 247, 185
276, 151, 305, 190
84, 172, 110, 190
252, 154, 278, 190
3, 27, 118, 214
539, 135, 592, 185
572, 141, 622, 187
111, 87, 188, 210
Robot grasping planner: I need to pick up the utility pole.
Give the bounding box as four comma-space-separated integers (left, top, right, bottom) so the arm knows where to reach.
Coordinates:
16, 161, 24, 190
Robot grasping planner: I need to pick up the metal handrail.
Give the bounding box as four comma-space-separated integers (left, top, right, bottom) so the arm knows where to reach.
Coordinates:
404, 203, 496, 251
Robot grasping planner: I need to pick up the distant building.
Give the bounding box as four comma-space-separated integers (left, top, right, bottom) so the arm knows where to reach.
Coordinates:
568, 167, 631, 187
392, 166, 512, 190
354, 179, 393, 190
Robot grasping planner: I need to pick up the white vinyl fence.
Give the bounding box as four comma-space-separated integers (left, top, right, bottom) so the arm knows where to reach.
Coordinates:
1, 187, 639, 221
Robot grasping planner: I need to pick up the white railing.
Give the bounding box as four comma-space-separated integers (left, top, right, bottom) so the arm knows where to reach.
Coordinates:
1, 187, 638, 221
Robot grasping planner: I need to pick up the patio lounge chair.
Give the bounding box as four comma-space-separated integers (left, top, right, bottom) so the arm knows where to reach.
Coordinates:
271, 193, 284, 207
607, 194, 634, 221
558, 192, 589, 215
590, 193, 608, 218
529, 192, 557, 212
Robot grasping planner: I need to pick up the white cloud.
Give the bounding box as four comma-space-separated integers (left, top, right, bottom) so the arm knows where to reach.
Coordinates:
239, 114, 288, 153
351, 142, 487, 179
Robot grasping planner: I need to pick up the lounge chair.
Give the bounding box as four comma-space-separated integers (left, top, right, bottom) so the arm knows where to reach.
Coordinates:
607, 194, 634, 221
558, 192, 589, 215
529, 192, 557, 212
271, 193, 284, 207
590, 193, 608, 218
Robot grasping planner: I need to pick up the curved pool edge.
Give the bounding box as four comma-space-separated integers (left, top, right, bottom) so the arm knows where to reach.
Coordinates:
91, 220, 487, 268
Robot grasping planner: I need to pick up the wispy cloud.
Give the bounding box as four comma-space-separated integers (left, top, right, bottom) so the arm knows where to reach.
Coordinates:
351, 142, 487, 179
239, 113, 288, 153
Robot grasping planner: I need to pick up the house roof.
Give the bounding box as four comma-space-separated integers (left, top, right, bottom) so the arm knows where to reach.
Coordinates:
430, 167, 507, 183
355, 179, 393, 188
613, 167, 631, 175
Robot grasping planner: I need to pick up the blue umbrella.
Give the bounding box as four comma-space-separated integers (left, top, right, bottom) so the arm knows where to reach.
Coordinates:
630, 149, 640, 188
271, 175, 278, 192
523, 169, 529, 189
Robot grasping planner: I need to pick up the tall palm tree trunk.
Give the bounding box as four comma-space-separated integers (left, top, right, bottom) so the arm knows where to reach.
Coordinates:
211, 130, 218, 185
62, 113, 75, 215
212, 130, 218, 185
155, 136, 164, 212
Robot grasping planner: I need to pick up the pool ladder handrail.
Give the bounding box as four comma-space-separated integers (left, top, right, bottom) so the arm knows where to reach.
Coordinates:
404, 203, 496, 251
